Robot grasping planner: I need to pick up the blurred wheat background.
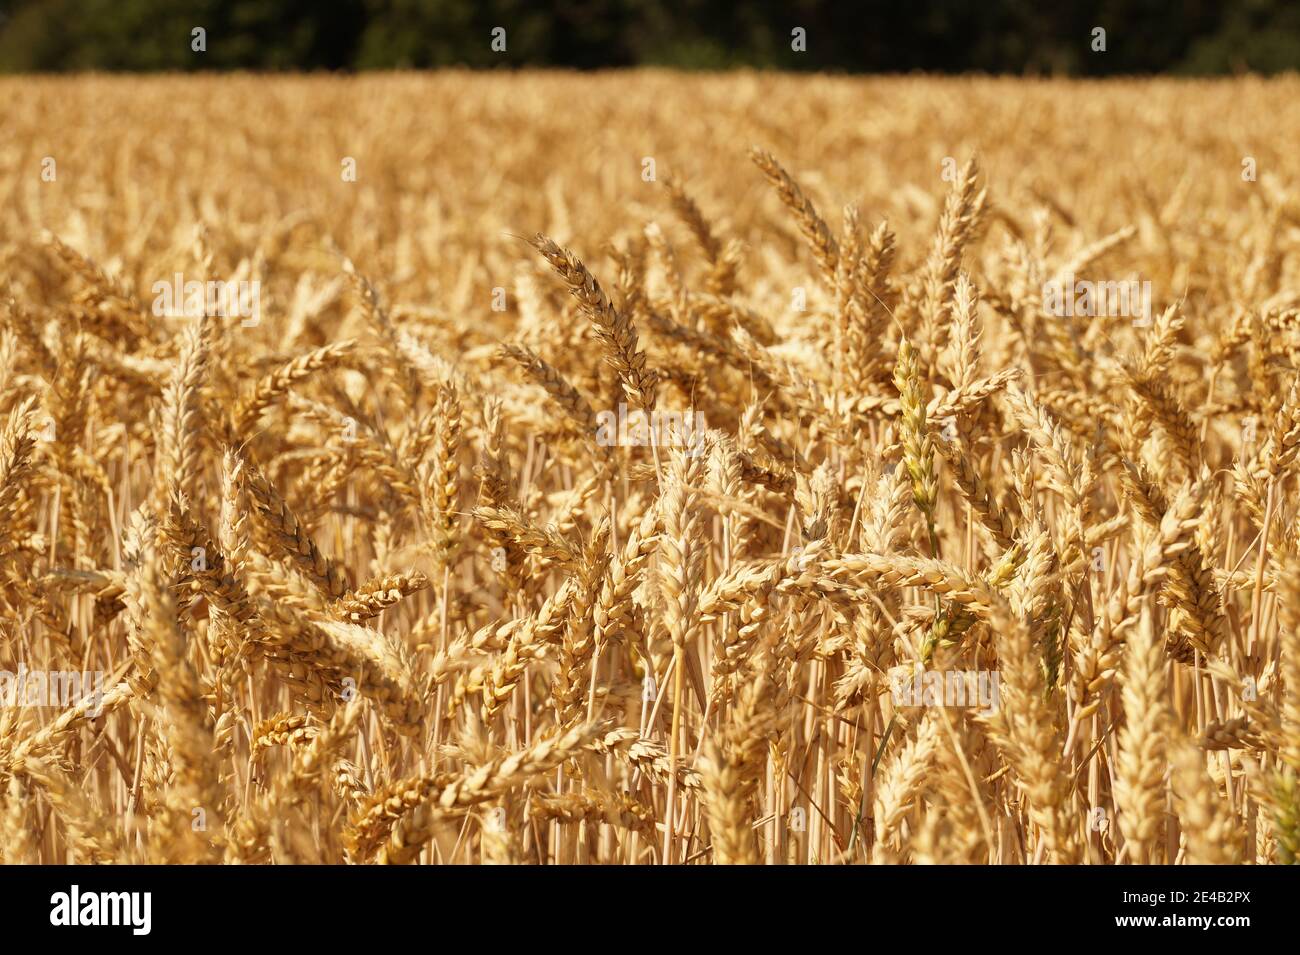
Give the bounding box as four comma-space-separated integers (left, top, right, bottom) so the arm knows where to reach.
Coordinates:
1, 71, 1299, 863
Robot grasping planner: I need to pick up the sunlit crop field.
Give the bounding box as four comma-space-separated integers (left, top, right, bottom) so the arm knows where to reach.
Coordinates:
1, 71, 1298, 863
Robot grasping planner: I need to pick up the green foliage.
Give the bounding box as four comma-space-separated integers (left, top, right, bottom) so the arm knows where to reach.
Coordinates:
0, 0, 1298, 74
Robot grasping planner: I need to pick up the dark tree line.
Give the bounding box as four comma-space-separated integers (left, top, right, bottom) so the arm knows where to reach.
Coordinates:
2, 0, 1297, 74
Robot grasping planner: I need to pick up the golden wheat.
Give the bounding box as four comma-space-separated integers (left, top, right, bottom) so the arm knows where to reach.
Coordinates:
0, 71, 1297, 864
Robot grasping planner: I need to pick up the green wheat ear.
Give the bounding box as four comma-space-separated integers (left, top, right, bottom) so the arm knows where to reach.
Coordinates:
1271, 769, 1300, 864
1039, 620, 1063, 699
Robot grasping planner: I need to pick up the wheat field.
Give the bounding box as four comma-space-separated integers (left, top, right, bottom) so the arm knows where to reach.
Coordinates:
0, 71, 1298, 864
